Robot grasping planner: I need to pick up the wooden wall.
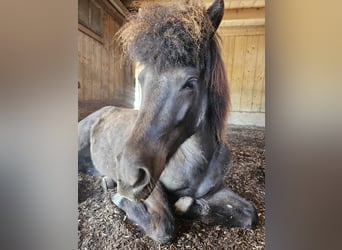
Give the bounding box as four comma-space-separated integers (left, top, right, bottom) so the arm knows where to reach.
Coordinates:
218, 24, 265, 114
78, 0, 135, 120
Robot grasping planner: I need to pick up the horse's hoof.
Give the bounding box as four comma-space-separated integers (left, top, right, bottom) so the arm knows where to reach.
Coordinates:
112, 193, 123, 207
101, 176, 116, 192
231, 202, 258, 229
242, 204, 259, 229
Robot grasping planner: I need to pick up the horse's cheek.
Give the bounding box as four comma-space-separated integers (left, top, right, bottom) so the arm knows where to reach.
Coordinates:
175, 102, 190, 124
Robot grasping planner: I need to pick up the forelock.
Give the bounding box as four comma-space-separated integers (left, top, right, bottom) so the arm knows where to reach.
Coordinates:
117, 0, 214, 72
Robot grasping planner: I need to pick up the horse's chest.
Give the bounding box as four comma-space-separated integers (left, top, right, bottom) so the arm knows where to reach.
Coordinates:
160, 139, 209, 195
160, 165, 189, 191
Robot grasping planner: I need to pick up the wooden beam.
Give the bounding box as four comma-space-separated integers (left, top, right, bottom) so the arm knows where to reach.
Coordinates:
202, 0, 265, 9
121, 0, 164, 9
94, 0, 126, 25
218, 25, 264, 36
108, 0, 130, 17
78, 24, 104, 44
221, 18, 264, 27
121, 0, 265, 10
223, 7, 264, 20
221, 7, 265, 27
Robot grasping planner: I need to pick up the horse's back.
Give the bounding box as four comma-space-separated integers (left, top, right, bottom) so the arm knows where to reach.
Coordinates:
89, 106, 138, 180
78, 106, 116, 170
78, 106, 115, 151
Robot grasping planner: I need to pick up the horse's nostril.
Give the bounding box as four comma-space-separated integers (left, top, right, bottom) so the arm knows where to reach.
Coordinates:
133, 168, 149, 188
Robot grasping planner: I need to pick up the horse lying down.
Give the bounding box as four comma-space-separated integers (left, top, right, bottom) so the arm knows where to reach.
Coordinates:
78, 0, 258, 244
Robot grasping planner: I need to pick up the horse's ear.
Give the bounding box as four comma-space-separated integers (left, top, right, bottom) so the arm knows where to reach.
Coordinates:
207, 0, 224, 31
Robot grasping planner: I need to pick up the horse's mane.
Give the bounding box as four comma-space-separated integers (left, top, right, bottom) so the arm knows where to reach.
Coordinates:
204, 34, 230, 143
117, 0, 229, 143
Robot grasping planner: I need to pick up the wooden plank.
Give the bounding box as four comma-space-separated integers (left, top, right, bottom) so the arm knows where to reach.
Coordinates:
108, 0, 130, 17
78, 32, 85, 100
221, 18, 264, 27
239, 35, 258, 111
215, 0, 265, 9
223, 7, 265, 21
109, 16, 117, 101
218, 25, 264, 36
91, 38, 98, 100
230, 36, 247, 111
88, 38, 94, 100
78, 23, 104, 44
84, 35, 92, 101
239, 0, 255, 8
81, 33, 88, 100
80, 32, 88, 101
229, 0, 242, 9
95, 0, 126, 24
121, 0, 166, 9
221, 36, 235, 92
260, 75, 265, 112
103, 13, 111, 100
228, 37, 236, 84
95, 42, 102, 100
111, 16, 118, 101
253, 0, 265, 8
91, 40, 97, 100
259, 35, 265, 112
251, 35, 265, 112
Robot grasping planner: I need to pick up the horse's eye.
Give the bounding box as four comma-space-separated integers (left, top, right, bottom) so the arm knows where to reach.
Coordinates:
181, 78, 197, 90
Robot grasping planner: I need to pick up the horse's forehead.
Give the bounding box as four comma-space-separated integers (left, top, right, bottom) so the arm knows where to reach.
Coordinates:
140, 67, 199, 90
144, 66, 200, 79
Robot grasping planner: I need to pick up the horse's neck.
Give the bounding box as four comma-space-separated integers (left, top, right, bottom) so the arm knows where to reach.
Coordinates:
162, 123, 219, 194
177, 122, 217, 164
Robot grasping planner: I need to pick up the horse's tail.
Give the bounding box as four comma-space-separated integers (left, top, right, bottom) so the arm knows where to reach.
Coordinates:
78, 106, 113, 173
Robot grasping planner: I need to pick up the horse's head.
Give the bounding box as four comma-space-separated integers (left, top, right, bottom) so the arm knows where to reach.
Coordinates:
116, 0, 228, 201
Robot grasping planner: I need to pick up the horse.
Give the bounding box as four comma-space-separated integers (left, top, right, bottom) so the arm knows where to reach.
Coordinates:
78, 0, 258, 243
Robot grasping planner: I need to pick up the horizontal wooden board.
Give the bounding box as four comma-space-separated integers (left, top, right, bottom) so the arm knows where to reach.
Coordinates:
218, 25, 265, 36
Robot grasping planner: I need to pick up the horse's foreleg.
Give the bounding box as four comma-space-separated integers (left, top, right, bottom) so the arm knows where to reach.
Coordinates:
112, 182, 174, 244
175, 188, 258, 229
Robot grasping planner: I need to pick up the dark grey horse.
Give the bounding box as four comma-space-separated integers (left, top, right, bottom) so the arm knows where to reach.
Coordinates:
78, 0, 258, 243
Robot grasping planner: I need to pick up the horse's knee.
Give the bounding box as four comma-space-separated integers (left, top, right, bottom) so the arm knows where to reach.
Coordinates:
112, 193, 175, 244
222, 192, 259, 229
199, 189, 259, 229
101, 176, 116, 192
199, 201, 258, 228
232, 200, 258, 229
